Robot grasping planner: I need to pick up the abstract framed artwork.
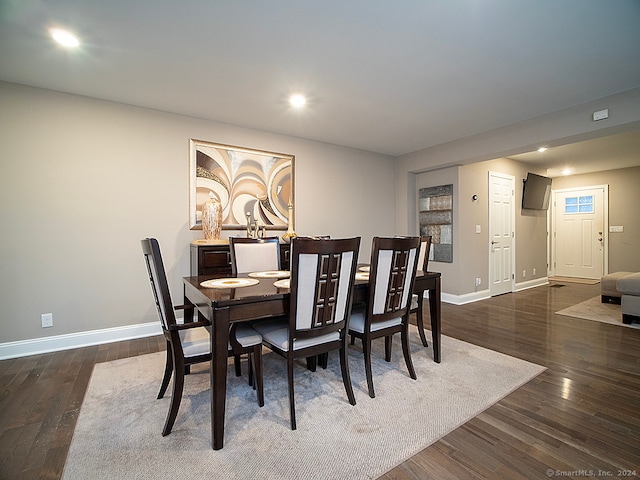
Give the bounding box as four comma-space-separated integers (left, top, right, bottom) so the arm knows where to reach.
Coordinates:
189, 139, 294, 230
419, 184, 453, 263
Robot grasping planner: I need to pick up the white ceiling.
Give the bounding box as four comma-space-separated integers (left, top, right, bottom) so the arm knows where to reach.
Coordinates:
1, 1, 640, 168
508, 129, 640, 177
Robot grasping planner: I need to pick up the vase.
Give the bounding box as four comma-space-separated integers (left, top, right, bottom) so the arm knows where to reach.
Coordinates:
202, 193, 222, 240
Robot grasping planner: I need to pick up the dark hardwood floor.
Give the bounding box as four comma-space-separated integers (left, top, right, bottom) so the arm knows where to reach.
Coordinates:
1, 281, 639, 479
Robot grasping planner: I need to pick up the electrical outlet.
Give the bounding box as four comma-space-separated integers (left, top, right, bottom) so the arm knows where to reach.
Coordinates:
475, 277, 481, 286
41, 313, 53, 328
533, 268, 536, 276
522, 269, 526, 278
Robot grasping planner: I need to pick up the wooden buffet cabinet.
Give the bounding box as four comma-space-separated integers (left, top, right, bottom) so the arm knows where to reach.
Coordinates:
190, 240, 291, 276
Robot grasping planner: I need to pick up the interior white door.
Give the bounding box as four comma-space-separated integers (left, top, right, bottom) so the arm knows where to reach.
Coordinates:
489, 172, 515, 296
553, 187, 605, 279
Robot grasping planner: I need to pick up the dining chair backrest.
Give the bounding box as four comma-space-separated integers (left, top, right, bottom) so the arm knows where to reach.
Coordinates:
141, 237, 176, 331
229, 237, 281, 274
417, 235, 432, 273
289, 237, 361, 342
368, 236, 421, 321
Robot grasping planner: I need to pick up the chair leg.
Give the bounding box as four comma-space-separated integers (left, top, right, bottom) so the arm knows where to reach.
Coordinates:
363, 339, 375, 398
306, 356, 317, 372
247, 353, 254, 387
162, 354, 185, 436
384, 335, 393, 362
252, 346, 264, 407
339, 344, 356, 406
158, 341, 173, 399
234, 354, 242, 377
415, 298, 429, 347
401, 323, 417, 380
319, 352, 329, 369
287, 357, 297, 430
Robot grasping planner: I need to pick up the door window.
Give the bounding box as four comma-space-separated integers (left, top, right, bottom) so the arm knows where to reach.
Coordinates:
564, 195, 593, 214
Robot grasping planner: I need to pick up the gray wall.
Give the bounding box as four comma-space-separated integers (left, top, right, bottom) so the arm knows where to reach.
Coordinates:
0, 82, 396, 344
551, 166, 640, 273
2, 81, 640, 346
416, 158, 548, 297
397, 87, 640, 299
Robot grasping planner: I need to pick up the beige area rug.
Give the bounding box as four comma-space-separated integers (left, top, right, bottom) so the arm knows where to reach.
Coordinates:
548, 276, 601, 285
63, 329, 545, 480
556, 295, 640, 329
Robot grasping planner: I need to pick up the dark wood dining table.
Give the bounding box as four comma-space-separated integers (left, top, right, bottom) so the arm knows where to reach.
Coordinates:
182, 269, 442, 450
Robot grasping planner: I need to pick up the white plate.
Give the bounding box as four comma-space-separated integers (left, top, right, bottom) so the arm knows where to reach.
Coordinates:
273, 278, 290, 289
248, 270, 290, 279
200, 278, 260, 289
355, 272, 369, 281
358, 265, 370, 272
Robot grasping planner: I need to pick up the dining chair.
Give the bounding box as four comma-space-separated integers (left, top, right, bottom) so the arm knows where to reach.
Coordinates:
141, 237, 264, 436
349, 236, 421, 398
411, 235, 432, 346
229, 236, 281, 274
253, 236, 361, 430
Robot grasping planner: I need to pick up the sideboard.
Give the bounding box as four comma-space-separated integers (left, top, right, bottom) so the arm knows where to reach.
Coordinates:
190, 240, 291, 276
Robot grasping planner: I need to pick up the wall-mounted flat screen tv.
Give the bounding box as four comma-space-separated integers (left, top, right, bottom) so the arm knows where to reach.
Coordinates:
522, 172, 552, 210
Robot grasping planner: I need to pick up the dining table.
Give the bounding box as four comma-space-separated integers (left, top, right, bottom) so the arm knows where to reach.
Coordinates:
182, 268, 442, 450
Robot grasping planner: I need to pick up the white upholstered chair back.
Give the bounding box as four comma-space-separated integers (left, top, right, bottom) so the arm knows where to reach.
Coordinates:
230, 237, 280, 274
417, 235, 432, 273
370, 237, 420, 318
293, 250, 355, 331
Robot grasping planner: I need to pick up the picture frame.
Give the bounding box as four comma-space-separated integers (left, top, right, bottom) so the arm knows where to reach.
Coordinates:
419, 184, 453, 262
189, 139, 294, 231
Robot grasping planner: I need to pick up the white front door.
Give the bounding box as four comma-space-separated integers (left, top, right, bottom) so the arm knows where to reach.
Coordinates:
552, 187, 606, 279
489, 172, 515, 296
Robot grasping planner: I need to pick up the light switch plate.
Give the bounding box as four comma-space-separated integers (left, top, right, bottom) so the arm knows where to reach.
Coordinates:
609, 225, 623, 233
475, 225, 481, 234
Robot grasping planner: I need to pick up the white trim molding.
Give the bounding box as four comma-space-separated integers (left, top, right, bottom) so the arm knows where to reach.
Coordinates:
442, 289, 491, 306
515, 277, 549, 292
0, 322, 162, 360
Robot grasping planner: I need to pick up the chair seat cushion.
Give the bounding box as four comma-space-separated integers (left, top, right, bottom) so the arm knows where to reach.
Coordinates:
179, 326, 211, 357
349, 311, 402, 334
253, 318, 340, 351
179, 324, 261, 358
234, 324, 262, 347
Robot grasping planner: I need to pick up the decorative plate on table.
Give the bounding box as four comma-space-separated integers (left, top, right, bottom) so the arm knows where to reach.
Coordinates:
248, 270, 290, 279
273, 278, 290, 289
355, 272, 369, 281
200, 278, 260, 289
358, 265, 370, 272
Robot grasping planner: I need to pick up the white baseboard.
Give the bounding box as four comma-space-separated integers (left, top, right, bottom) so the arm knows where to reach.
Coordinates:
0, 322, 163, 360
438, 278, 548, 305
442, 289, 492, 305
515, 277, 549, 291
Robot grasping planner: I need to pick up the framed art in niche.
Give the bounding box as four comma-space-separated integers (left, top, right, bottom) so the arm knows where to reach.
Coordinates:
419, 184, 453, 263
189, 139, 294, 231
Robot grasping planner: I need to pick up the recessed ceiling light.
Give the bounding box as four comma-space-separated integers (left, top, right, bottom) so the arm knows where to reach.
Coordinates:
537, 147, 547, 153
50, 28, 80, 47
562, 168, 572, 175
289, 94, 306, 108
